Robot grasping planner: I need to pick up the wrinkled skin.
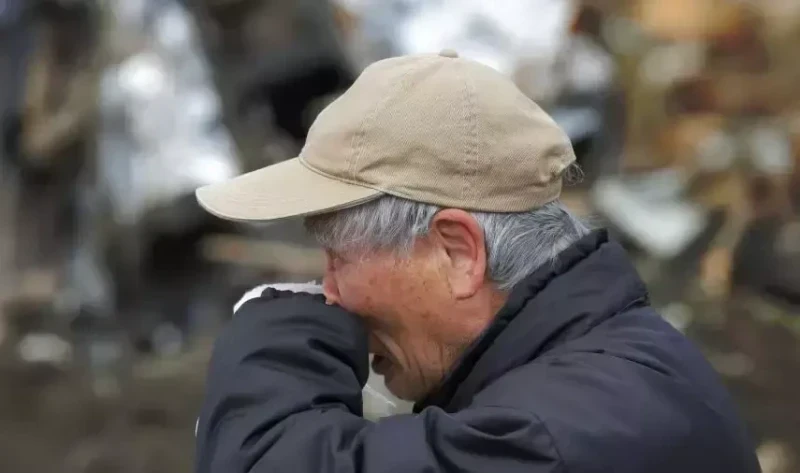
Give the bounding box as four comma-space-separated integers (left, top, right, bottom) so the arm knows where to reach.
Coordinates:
319, 209, 507, 401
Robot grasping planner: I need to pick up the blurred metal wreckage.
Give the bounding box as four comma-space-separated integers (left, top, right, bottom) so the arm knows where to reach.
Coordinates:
0, 0, 361, 390
0, 0, 236, 373
1, 0, 104, 325
580, 0, 800, 310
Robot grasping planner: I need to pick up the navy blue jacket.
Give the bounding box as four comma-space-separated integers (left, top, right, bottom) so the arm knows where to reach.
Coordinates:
195, 230, 760, 473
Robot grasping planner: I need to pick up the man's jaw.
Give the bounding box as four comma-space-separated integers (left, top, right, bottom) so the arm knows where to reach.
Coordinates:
371, 354, 393, 376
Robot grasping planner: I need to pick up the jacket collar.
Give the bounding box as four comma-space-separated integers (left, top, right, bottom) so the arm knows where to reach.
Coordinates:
414, 229, 649, 412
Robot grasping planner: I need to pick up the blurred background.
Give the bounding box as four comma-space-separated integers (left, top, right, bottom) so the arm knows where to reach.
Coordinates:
0, 0, 798, 471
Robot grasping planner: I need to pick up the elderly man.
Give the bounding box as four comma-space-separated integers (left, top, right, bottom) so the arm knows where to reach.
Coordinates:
194, 51, 759, 473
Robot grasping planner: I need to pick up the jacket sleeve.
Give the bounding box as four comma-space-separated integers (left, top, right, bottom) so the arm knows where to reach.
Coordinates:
195, 289, 561, 473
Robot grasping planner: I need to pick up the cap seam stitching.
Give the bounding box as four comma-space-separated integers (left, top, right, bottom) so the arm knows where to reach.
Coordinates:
348, 59, 429, 181
301, 156, 426, 203
463, 63, 479, 204
301, 156, 551, 212
302, 156, 441, 201
348, 90, 377, 181
300, 157, 379, 191
458, 64, 470, 203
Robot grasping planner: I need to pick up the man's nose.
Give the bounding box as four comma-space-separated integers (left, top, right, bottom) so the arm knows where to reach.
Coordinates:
322, 270, 342, 306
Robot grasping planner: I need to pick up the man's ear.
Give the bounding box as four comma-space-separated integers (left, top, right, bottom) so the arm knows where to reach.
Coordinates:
428, 209, 487, 299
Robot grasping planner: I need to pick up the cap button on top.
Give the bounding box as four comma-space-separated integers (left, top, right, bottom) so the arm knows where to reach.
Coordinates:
438, 48, 459, 58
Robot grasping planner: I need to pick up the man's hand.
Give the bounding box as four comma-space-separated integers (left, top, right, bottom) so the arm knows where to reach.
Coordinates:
233, 282, 324, 314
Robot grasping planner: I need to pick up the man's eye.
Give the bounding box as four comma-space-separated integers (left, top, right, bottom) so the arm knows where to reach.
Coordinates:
333, 256, 348, 268
326, 250, 346, 268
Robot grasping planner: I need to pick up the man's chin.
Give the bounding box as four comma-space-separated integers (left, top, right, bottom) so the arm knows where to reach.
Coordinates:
384, 374, 428, 403
369, 356, 430, 402
384, 381, 410, 402
371, 355, 393, 375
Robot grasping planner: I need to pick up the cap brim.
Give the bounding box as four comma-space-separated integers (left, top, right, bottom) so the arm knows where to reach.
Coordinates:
196, 158, 382, 222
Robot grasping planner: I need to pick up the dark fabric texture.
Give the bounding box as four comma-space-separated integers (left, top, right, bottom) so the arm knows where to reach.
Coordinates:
195, 230, 760, 473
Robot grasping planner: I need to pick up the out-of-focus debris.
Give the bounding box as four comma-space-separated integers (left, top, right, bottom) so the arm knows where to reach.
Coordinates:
592, 173, 707, 259
660, 302, 694, 333
758, 440, 795, 473
151, 323, 184, 358
707, 351, 756, 379
335, 0, 578, 104
17, 333, 72, 366
700, 247, 733, 298
100, 0, 241, 226
632, 0, 748, 42
586, 0, 800, 307
190, 0, 354, 169
733, 217, 800, 307
16, 269, 59, 304
200, 234, 326, 277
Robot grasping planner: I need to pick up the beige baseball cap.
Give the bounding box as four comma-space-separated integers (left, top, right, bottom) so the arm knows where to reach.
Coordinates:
196, 50, 575, 222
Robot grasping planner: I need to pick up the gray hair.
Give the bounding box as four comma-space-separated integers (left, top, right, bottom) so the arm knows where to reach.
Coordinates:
305, 196, 590, 291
